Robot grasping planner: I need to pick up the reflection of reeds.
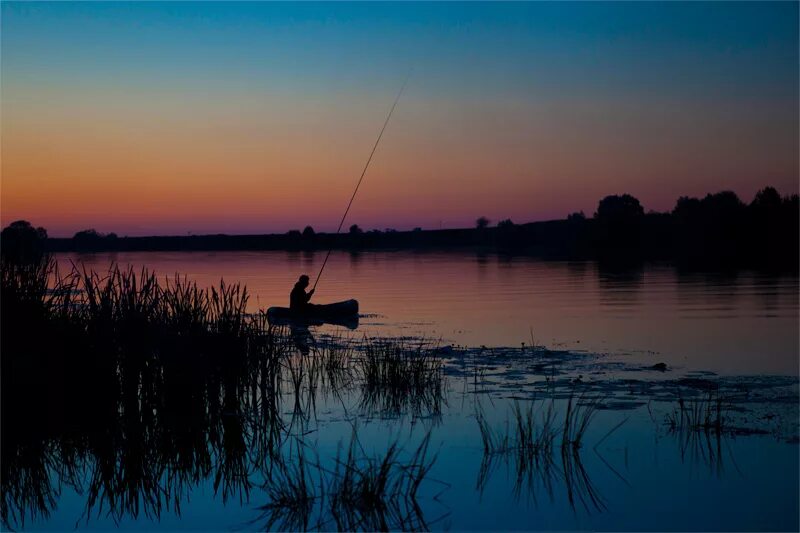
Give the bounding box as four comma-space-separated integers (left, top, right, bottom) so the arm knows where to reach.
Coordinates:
664, 394, 735, 477
0, 440, 61, 529
665, 394, 729, 435
474, 396, 606, 512
257, 444, 317, 532
254, 428, 438, 532
563, 394, 600, 450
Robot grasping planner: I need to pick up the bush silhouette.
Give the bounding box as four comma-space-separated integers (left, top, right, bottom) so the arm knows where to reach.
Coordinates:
1, 220, 47, 264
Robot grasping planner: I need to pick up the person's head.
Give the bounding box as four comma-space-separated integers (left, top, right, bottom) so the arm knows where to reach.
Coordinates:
297, 274, 310, 288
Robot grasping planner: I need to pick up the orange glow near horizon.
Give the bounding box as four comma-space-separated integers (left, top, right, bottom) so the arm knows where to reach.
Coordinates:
2, 3, 797, 237
4, 88, 797, 237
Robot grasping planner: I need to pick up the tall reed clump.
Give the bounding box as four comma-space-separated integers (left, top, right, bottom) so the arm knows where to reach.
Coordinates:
315, 335, 357, 391
1, 254, 287, 529
358, 340, 444, 416
2, 255, 271, 379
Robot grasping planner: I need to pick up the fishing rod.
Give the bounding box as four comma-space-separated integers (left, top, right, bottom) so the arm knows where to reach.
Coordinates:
312, 74, 410, 292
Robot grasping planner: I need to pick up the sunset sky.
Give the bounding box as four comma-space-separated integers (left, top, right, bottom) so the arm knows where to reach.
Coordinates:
2, 2, 798, 237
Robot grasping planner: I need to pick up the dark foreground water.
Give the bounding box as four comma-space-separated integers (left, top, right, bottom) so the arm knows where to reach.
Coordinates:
5, 251, 797, 531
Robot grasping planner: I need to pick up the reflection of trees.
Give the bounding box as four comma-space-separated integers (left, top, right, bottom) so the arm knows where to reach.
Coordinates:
596, 263, 644, 315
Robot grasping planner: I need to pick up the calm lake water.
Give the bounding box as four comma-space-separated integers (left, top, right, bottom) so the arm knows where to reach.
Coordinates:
59, 250, 799, 375
8, 250, 794, 531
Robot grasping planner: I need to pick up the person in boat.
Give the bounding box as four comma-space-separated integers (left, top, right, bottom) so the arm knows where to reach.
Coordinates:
289, 274, 316, 314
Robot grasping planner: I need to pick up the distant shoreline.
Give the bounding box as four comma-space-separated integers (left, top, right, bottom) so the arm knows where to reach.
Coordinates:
3, 187, 793, 270
44, 216, 798, 270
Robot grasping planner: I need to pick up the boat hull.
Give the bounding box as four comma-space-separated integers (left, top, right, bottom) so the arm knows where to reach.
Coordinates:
266, 299, 359, 329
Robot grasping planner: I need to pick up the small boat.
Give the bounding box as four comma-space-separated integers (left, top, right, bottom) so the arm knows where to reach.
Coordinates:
266, 299, 359, 329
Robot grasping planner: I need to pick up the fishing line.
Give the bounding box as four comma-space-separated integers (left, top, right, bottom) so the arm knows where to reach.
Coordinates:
312, 73, 411, 291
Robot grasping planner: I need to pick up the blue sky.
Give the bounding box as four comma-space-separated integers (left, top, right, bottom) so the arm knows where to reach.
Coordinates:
3, 2, 798, 236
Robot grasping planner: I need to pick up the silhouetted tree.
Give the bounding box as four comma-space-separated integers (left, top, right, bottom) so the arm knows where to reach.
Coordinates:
783, 193, 799, 218
594, 194, 644, 254
595, 194, 644, 222
746, 187, 798, 264
495, 218, 521, 248
1, 220, 48, 264
497, 219, 514, 229
671, 191, 747, 263
702, 190, 745, 217
475, 217, 490, 230
348, 224, 363, 235
74, 229, 119, 251
302, 226, 315, 238
562, 211, 590, 256
751, 187, 782, 212
672, 196, 701, 220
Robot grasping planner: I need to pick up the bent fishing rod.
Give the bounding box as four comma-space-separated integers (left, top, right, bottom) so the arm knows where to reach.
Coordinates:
312, 75, 410, 292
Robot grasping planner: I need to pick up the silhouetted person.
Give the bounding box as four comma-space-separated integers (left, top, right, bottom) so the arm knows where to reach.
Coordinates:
289, 274, 315, 313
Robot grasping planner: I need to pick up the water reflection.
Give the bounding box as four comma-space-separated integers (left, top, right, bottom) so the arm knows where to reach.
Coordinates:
55, 251, 798, 375
2, 344, 284, 529
3, 334, 797, 530
597, 263, 644, 316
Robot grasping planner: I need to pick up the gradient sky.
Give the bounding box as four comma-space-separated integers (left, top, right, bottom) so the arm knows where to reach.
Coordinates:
2, 2, 798, 237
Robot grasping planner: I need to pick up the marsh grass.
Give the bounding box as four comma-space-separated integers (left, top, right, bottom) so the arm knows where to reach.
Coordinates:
316, 335, 358, 391
358, 340, 444, 417
0, 256, 286, 529
1, 255, 448, 530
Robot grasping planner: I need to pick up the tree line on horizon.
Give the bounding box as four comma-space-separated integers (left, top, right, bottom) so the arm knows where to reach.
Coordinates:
2, 186, 798, 268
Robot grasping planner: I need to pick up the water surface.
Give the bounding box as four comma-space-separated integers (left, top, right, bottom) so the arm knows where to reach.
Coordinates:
12, 250, 791, 532
59, 250, 799, 375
